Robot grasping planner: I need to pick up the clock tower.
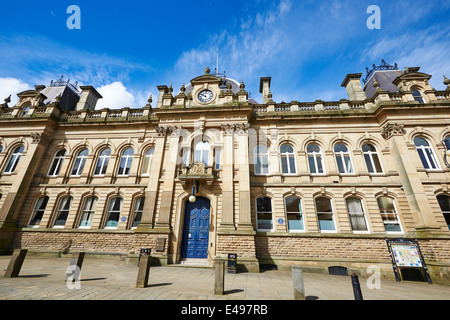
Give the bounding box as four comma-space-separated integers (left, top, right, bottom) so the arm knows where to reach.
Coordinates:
156, 66, 249, 108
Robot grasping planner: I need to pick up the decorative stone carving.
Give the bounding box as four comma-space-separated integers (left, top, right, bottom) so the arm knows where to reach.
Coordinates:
381, 123, 405, 140
221, 124, 235, 135
190, 162, 206, 174
31, 132, 53, 145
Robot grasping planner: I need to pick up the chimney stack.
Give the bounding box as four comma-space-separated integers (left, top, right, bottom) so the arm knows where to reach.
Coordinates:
341, 73, 366, 101
76, 86, 103, 111
259, 77, 272, 104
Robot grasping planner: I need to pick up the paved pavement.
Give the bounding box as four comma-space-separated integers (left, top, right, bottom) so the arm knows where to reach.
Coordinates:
0, 255, 449, 301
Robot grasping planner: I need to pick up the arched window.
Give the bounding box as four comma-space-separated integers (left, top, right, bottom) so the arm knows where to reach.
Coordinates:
141, 148, 154, 175
315, 197, 336, 231
48, 149, 66, 176
414, 137, 440, 170
94, 148, 111, 176
118, 148, 134, 176
53, 196, 73, 228
256, 196, 273, 231
285, 196, 303, 231
346, 197, 368, 232
436, 195, 450, 231
307, 144, 324, 174
280, 144, 297, 174
4, 145, 24, 174
377, 196, 402, 232
254, 145, 269, 175
79, 196, 98, 228
28, 196, 49, 227
131, 197, 145, 229
362, 143, 383, 173
105, 196, 122, 229
334, 144, 353, 174
194, 141, 209, 166
21, 106, 30, 117
71, 149, 88, 176
412, 89, 424, 104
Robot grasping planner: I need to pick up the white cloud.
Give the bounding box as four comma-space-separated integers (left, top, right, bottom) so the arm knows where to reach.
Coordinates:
96, 82, 137, 110
0, 77, 31, 106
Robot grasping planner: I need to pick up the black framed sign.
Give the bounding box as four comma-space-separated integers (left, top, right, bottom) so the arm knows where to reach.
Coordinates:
385, 237, 432, 284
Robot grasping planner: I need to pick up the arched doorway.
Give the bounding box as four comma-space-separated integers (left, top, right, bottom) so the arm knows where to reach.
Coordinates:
181, 196, 211, 259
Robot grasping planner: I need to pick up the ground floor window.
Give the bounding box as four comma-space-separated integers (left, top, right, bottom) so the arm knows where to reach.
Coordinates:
79, 196, 98, 228
346, 197, 368, 231
53, 196, 72, 228
105, 197, 122, 228
377, 196, 402, 232
256, 197, 273, 231
437, 195, 450, 231
29, 196, 49, 227
285, 196, 303, 231
315, 197, 336, 231
131, 197, 145, 229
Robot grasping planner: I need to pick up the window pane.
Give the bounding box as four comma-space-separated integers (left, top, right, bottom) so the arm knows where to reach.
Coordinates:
106, 197, 122, 228
364, 154, 374, 173
281, 156, 288, 173
414, 137, 429, 147
372, 153, 383, 172
318, 213, 335, 231
286, 197, 303, 231
417, 149, 429, 169
132, 197, 145, 228
336, 155, 345, 173
307, 144, 320, 153
29, 197, 49, 226
54, 197, 72, 227
308, 155, 316, 173
288, 156, 296, 173
316, 197, 332, 213
257, 197, 272, 230
425, 148, 438, 169
346, 198, 367, 231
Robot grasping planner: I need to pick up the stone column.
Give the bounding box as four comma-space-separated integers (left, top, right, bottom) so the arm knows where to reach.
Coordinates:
236, 124, 252, 230
219, 124, 235, 230
381, 123, 439, 232
154, 126, 182, 229
137, 128, 168, 231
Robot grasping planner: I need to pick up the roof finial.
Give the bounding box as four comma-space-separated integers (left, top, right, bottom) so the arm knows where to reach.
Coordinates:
205, 66, 210, 74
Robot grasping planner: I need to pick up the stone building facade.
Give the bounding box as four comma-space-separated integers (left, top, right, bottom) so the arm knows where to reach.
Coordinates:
0, 62, 449, 284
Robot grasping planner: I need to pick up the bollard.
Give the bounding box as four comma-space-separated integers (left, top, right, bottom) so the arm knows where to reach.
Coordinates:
292, 266, 306, 300
65, 252, 85, 282
4, 249, 28, 278
214, 260, 225, 295
351, 273, 363, 300
136, 255, 151, 288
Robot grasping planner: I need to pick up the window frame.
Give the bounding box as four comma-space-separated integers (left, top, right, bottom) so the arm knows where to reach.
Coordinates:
256, 196, 273, 231
315, 196, 337, 232
47, 149, 66, 177
334, 143, 354, 174
436, 195, 450, 231
280, 144, 297, 175
52, 196, 73, 228
377, 196, 403, 233
307, 144, 325, 174
284, 196, 304, 232
70, 149, 88, 177
4, 145, 24, 174
131, 197, 145, 229
141, 148, 154, 176
362, 143, 383, 174
117, 148, 134, 176
105, 196, 123, 229
345, 197, 369, 233
28, 196, 49, 228
94, 148, 111, 176
412, 89, 425, 104
254, 145, 270, 175
414, 137, 441, 170
193, 141, 210, 166
78, 196, 98, 229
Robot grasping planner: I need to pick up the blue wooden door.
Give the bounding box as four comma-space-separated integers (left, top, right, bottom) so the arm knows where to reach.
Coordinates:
181, 197, 210, 259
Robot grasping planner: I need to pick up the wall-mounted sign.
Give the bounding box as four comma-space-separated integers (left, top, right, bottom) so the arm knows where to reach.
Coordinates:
386, 238, 432, 284
277, 218, 284, 225
120, 216, 127, 222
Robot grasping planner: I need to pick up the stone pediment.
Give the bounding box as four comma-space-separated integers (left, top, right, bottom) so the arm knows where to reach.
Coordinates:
190, 74, 223, 86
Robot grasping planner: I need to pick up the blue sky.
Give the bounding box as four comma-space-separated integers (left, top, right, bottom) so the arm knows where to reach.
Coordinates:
0, 0, 449, 108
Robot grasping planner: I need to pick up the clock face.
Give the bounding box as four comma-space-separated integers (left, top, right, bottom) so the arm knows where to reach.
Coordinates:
198, 90, 214, 103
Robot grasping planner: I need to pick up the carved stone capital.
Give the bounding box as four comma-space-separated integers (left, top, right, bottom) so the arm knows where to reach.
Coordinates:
221, 124, 235, 135
381, 123, 405, 140
235, 123, 249, 135
31, 132, 52, 146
